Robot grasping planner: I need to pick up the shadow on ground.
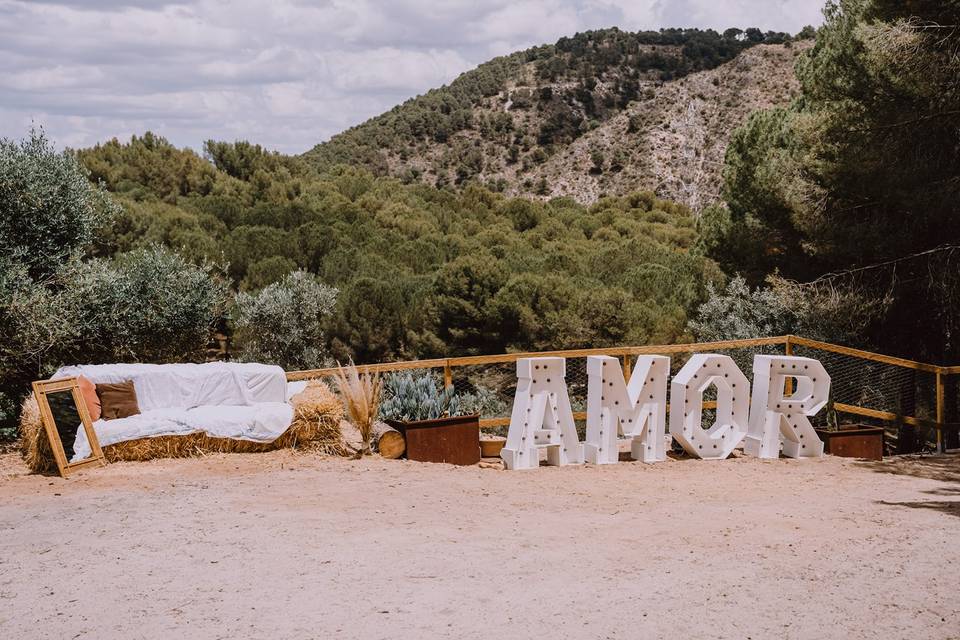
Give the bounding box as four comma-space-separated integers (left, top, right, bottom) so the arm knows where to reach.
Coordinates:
876, 499, 960, 519
861, 453, 960, 519
856, 453, 960, 484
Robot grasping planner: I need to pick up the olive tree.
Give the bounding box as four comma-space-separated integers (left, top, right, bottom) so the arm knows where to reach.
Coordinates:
232, 270, 338, 370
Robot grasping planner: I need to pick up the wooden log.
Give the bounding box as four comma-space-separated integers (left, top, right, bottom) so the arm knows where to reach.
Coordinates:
372, 421, 405, 459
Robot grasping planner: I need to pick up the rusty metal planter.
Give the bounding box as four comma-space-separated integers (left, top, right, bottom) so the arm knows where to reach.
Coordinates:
386, 414, 481, 465
815, 424, 884, 461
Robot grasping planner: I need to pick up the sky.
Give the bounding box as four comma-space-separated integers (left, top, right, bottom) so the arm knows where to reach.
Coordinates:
0, 0, 826, 154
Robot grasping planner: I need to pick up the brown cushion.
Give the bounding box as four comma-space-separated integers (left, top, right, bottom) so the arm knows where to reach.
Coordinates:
76, 375, 102, 421
96, 380, 141, 420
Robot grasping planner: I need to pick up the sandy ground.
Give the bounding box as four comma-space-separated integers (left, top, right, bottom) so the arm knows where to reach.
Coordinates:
1, 449, 958, 640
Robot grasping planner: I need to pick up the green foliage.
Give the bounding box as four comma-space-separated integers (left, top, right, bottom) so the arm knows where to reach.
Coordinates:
0, 245, 227, 432
689, 276, 795, 341
225, 225, 297, 285
243, 255, 298, 290
711, 0, 960, 360
74, 134, 721, 365
454, 385, 508, 418
1, 128, 118, 277
94, 196, 224, 264
590, 148, 605, 174
77, 132, 223, 204
378, 371, 458, 422
1, 132, 224, 433
232, 270, 338, 370
0, 256, 71, 430
328, 276, 429, 364
204, 140, 289, 181
378, 371, 507, 422
378, 370, 500, 422
64, 246, 230, 363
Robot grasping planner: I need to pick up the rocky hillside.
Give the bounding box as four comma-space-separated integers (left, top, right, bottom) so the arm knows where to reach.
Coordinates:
515, 43, 808, 210
303, 28, 803, 210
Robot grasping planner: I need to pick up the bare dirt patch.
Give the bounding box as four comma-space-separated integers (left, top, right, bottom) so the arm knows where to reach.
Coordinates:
1, 450, 958, 639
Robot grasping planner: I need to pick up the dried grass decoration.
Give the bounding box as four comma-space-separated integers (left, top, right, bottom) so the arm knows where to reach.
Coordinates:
332, 362, 382, 457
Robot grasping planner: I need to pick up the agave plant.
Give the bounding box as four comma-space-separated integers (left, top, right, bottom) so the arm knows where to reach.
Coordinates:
378, 371, 459, 422
332, 362, 381, 456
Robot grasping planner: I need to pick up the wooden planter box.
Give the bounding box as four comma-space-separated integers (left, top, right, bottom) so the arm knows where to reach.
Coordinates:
815, 424, 884, 461
386, 414, 481, 465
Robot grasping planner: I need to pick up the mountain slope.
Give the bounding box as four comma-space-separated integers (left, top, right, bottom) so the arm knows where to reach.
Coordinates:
303, 28, 800, 209
514, 43, 807, 209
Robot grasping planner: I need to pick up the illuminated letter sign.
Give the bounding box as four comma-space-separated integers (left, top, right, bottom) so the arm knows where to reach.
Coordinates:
499, 352, 832, 470
500, 357, 584, 470
669, 354, 750, 460
584, 355, 669, 464
744, 355, 830, 459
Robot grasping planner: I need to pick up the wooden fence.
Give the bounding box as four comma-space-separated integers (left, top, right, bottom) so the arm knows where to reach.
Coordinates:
287, 335, 959, 452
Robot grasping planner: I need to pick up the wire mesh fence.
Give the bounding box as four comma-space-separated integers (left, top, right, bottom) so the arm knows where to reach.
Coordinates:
287, 335, 955, 451
791, 343, 935, 421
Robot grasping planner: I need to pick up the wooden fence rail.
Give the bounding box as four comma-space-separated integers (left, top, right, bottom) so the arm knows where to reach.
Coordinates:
287, 335, 958, 452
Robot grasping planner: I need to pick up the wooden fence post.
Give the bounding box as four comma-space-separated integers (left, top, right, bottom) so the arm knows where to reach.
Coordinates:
443, 361, 453, 389
784, 335, 794, 396
623, 355, 632, 380
936, 371, 945, 453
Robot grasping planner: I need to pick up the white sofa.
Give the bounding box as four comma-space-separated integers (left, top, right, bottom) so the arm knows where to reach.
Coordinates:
52, 362, 306, 462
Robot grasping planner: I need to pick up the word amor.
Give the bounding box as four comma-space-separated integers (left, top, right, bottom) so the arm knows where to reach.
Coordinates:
500, 354, 830, 470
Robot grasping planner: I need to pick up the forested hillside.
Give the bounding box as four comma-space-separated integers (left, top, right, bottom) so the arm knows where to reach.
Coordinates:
304, 27, 802, 208
77, 133, 720, 362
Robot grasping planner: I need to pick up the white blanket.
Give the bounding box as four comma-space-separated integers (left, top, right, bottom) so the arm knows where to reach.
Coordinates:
51, 362, 295, 462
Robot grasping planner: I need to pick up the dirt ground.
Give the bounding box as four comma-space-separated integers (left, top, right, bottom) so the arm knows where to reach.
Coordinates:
1, 449, 958, 640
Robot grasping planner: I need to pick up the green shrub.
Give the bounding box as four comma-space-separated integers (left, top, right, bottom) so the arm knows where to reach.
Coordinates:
242, 255, 298, 290
1, 131, 231, 434
66, 246, 230, 363
72, 132, 723, 362
0, 128, 118, 277
454, 385, 508, 418
232, 270, 337, 370
688, 276, 795, 342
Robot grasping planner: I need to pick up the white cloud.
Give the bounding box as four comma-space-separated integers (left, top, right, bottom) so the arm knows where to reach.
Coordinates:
0, 64, 107, 91
326, 48, 474, 93
648, 0, 824, 32
0, 0, 826, 153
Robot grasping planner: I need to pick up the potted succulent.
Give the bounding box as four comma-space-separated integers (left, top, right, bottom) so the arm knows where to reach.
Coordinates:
379, 372, 481, 465
814, 391, 884, 460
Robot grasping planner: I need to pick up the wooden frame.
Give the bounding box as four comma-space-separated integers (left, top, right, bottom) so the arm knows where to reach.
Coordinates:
32, 377, 106, 478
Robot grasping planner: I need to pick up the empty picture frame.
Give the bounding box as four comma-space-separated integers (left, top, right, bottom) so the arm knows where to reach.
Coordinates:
32, 377, 106, 478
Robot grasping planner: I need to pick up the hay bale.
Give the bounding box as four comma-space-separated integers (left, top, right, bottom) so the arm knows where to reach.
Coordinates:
18, 380, 347, 473
279, 381, 346, 454
19, 395, 58, 475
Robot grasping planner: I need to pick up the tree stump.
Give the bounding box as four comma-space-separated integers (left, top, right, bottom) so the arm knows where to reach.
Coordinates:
372, 421, 405, 459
